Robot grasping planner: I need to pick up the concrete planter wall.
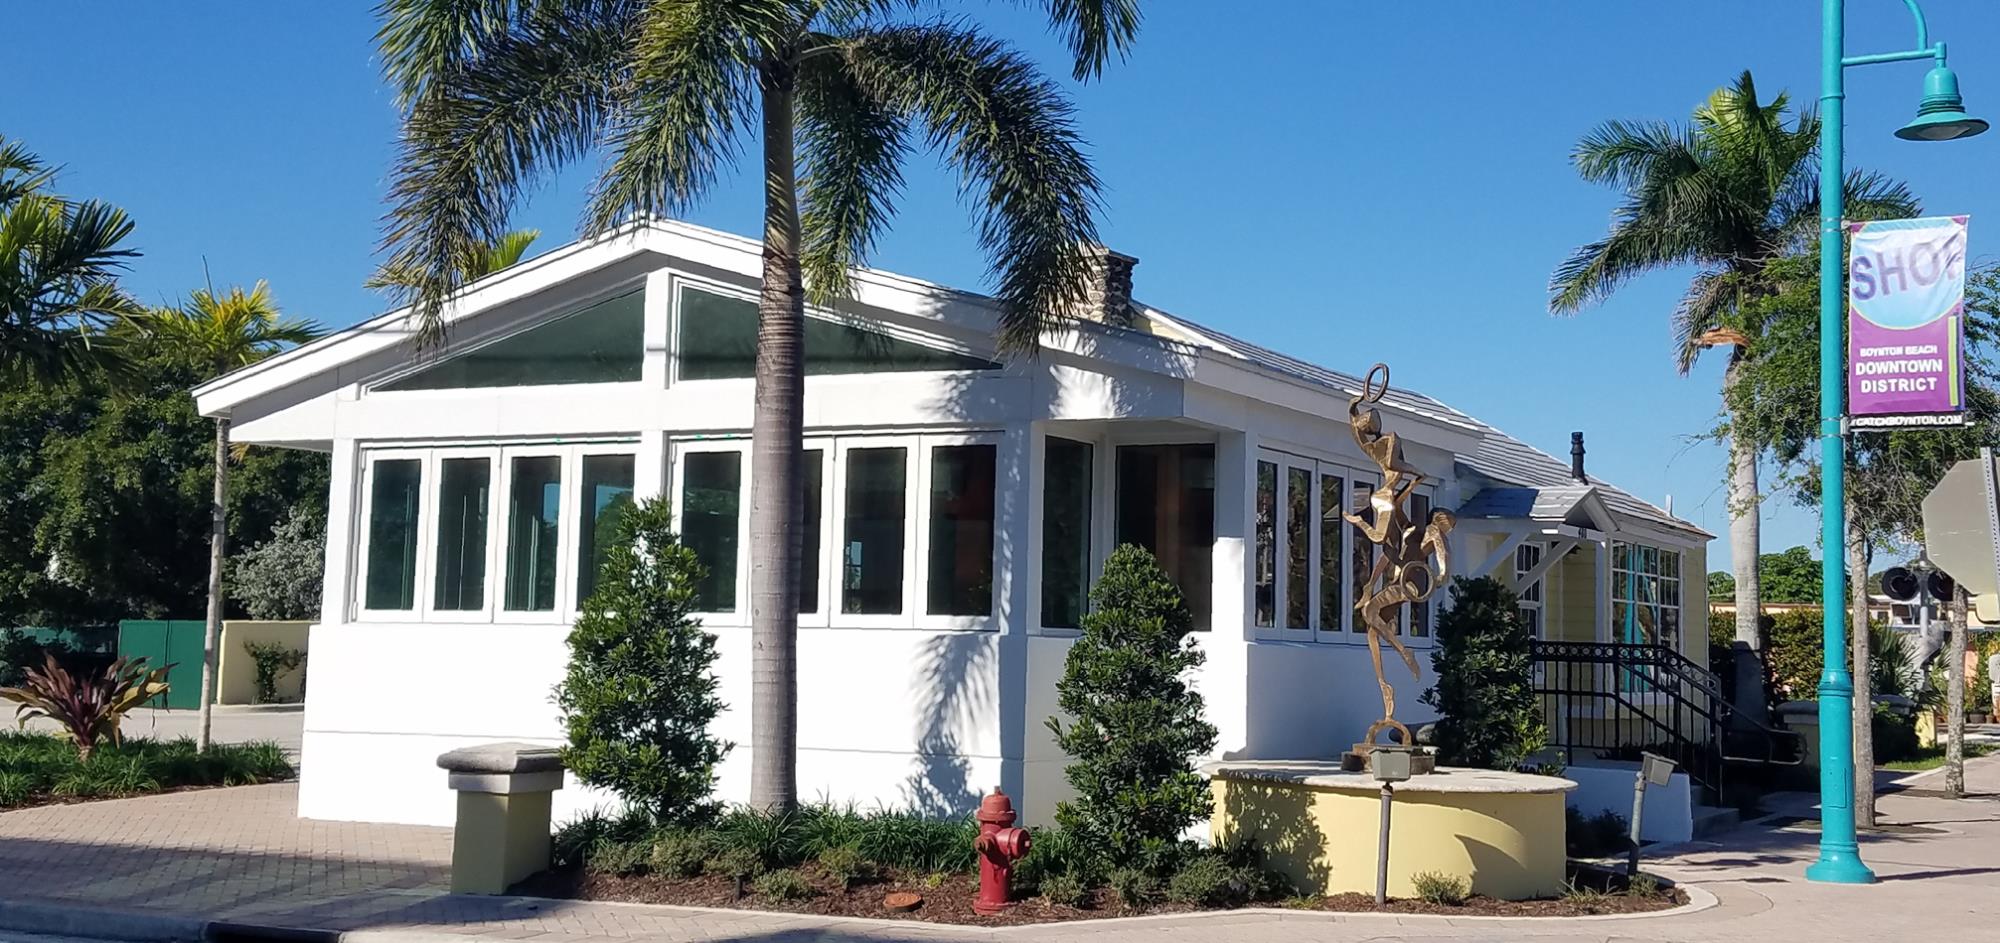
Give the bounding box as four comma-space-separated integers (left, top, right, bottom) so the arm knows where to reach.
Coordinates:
217, 620, 312, 705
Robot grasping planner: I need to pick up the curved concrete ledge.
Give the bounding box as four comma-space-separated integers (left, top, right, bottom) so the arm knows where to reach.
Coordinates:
1203, 760, 1577, 795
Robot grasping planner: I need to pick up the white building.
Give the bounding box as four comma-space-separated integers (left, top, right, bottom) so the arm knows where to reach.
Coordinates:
195, 220, 1713, 828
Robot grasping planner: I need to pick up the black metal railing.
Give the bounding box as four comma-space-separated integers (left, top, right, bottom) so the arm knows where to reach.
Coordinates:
1531, 640, 1802, 803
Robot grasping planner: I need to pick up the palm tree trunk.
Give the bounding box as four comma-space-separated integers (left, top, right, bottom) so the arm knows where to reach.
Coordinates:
1946, 589, 1968, 797
1722, 348, 1765, 716
196, 414, 230, 751
747, 62, 804, 811
1847, 512, 1873, 828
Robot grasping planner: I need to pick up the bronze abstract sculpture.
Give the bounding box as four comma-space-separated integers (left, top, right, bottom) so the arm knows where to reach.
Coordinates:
1343, 364, 1454, 761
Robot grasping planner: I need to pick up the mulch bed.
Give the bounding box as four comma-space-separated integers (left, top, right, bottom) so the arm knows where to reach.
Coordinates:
517, 864, 1686, 925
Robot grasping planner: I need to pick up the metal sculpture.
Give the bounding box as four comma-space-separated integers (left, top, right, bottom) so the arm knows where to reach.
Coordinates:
1343, 363, 1455, 760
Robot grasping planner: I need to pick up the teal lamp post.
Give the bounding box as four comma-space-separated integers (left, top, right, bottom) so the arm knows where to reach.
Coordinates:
1809, 0, 1984, 886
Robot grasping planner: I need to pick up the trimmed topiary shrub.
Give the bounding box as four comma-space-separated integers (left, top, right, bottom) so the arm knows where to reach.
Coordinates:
1421, 577, 1545, 770
1047, 545, 1218, 875
555, 497, 730, 826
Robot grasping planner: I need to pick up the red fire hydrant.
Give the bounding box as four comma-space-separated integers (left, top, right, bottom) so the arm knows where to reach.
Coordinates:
973, 787, 1031, 915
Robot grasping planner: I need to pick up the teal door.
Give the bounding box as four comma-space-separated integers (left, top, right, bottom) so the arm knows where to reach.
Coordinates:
116, 620, 205, 710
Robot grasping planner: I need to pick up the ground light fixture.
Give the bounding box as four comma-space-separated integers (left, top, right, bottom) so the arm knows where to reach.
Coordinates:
1811, 0, 1984, 886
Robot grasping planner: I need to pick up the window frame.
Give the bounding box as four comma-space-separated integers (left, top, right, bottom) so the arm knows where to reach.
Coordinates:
666, 277, 1001, 386
364, 281, 649, 396
496, 444, 576, 622
356, 448, 434, 621
1515, 541, 1545, 640
1253, 449, 1322, 640
830, 434, 922, 629
1036, 433, 1099, 635
571, 443, 643, 612
915, 432, 1004, 631
670, 437, 753, 623
422, 446, 502, 624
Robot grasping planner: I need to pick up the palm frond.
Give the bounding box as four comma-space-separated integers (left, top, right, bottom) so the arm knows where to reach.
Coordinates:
375, 0, 529, 108
1571, 119, 1697, 188
1671, 268, 1740, 373
380, 6, 634, 347
1031, 0, 1141, 80
796, 49, 909, 303
0, 192, 143, 386
1548, 209, 1702, 314
0, 136, 56, 208
842, 22, 1102, 352
141, 280, 323, 375
482, 227, 542, 272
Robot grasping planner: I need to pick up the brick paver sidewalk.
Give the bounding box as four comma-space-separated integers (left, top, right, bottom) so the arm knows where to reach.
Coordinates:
3, 763, 1999, 943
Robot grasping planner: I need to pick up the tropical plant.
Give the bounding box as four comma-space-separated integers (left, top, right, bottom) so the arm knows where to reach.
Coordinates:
0, 655, 171, 760
374, 0, 1137, 809
365, 227, 540, 291
0, 137, 144, 386
1411, 870, 1470, 906
1549, 71, 1918, 679
241, 640, 307, 705
1048, 544, 1216, 875
227, 507, 326, 620
555, 497, 730, 825
137, 282, 320, 749
1421, 576, 1545, 770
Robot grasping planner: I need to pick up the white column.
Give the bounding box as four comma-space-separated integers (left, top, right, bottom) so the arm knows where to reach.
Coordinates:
319, 438, 359, 627
1596, 539, 1613, 643
1200, 429, 1253, 760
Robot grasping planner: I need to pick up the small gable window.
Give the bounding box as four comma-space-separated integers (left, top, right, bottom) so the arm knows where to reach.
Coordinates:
675, 285, 1000, 380
379, 289, 644, 391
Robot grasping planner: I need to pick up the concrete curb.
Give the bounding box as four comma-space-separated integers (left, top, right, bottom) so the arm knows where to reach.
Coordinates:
0, 900, 209, 942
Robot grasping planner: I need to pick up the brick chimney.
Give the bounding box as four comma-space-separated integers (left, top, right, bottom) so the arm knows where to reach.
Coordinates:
1079, 244, 1138, 328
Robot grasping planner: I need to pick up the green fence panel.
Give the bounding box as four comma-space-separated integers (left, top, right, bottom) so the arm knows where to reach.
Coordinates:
117, 620, 205, 710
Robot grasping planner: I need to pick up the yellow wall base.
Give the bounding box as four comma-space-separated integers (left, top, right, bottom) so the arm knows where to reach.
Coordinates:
451, 790, 554, 895
1211, 775, 1568, 901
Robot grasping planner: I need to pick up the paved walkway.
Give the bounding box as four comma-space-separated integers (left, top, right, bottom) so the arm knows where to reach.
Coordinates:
2, 759, 1998, 943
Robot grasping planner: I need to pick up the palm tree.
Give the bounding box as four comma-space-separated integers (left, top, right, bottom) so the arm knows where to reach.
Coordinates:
375, 0, 1137, 809
1549, 71, 1916, 707
365, 227, 541, 290
0, 137, 144, 385
141, 282, 322, 749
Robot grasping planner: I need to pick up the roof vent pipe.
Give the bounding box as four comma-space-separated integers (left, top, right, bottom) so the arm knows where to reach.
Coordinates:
1570, 431, 1587, 484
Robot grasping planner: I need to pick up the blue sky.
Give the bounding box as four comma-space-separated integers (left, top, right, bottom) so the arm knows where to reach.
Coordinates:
11, 2, 1999, 572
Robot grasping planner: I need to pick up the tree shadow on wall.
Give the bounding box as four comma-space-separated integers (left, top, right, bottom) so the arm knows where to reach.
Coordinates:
902, 630, 997, 817
1217, 781, 1331, 897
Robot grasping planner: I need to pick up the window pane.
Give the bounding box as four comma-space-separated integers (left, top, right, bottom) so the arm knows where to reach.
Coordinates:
1114, 444, 1214, 630
365, 459, 423, 610
843, 448, 908, 614
1408, 493, 1431, 638
1253, 460, 1276, 627
927, 444, 997, 616
381, 290, 643, 390
503, 456, 562, 611
1285, 466, 1311, 630
677, 287, 1001, 380
576, 454, 636, 603
801, 451, 824, 613
682, 451, 742, 612
1318, 472, 1344, 632
1041, 437, 1093, 629
433, 457, 490, 610
1351, 480, 1373, 633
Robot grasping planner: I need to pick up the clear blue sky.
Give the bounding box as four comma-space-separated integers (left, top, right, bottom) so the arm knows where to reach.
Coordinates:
11, 3, 1999, 572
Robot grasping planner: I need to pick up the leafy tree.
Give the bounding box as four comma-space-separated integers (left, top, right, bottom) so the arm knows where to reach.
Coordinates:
1758, 546, 1822, 604
0, 138, 145, 387
1421, 577, 1545, 770
1707, 571, 1735, 599
1549, 71, 1917, 671
1048, 544, 1216, 874
375, 0, 1138, 809
555, 497, 729, 826
228, 508, 326, 620
134, 282, 320, 749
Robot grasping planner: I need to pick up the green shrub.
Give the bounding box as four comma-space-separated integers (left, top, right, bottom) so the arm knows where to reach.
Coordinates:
227, 508, 325, 620
1048, 545, 1217, 874
716, 807, 807, 869
1038, 872, 1088, 907
1872, 705, 1920, 763
1626, 871, 1661, 898
1016, 826, 1099, 889
797, 804, 866, 856
1565, 807, 1629, 858
850, 811, 977, 874
650, 830, 711, 879
1422, 577, 1545, 770
553, 807, 657, 870
816, 844, 872, 889
1410, 870, 1469, 906
0, 771, 29, 805
0, 732, 291, 809
1165, 854, 1256, 908
241, 641, 306, 705
555, 498, 729, 826
588, 841, 650, 876
753, 868, 814, 902
1107, 867, 1161, 910
708, 845, 765, 881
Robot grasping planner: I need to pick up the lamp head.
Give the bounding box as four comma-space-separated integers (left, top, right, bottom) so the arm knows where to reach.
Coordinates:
1896, 66, 1989, 141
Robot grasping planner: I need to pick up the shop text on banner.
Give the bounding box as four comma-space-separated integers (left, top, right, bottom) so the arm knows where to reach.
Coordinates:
1847, 215, 1969, 423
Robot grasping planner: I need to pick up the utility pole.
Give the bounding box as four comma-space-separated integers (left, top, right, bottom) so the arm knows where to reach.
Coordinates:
1947, 589, 1968, 797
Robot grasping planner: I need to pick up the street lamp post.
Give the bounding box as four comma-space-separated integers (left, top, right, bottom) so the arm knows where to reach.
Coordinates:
1809, 0, 1985, 886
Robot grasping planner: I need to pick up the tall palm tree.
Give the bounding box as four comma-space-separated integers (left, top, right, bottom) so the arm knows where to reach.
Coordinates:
1550, 71, 1916, 707
365, 227, 541, 290
375, 0, 1138, 809
0, 137, 144, 385
141, 282, 322, 749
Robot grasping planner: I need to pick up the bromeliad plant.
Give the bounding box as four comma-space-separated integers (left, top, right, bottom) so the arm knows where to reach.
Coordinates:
0, 655, 172, 760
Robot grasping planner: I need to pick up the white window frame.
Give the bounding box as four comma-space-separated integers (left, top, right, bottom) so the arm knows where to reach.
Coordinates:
916, 432, 1004, 631
1516, 541, 1545, 640
422, 446, 502, 624
830, 435, 922, 629
1035, 432, 1102, 636
364, 281, 650, 396
796, 440, 836, 628
571, 444, 646, 613
356, 448, 433, 621
1254, 449, 1322, 640
670, 437, 752, 624
496, 444, 576, 623
666, 277, 1000, 387
1313, 461, 1354, 643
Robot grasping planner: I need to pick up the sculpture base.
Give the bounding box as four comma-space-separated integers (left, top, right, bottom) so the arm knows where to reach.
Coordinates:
1340, 744, 1435, 776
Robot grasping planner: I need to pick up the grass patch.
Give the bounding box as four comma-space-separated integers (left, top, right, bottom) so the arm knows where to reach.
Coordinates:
1881, 742, 1995, 772
0, 731, 294, 810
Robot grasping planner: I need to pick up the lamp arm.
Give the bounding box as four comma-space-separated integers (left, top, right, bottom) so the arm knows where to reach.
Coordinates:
1843, 0, 1945, 68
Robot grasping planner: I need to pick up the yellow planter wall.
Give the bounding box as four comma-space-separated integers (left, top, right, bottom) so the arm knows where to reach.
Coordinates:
1211, 775, 1569, 901
216, 620, 312, 705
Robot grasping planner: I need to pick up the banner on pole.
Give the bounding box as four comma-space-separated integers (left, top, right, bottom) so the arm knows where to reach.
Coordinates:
1847, 215, 1970, 428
